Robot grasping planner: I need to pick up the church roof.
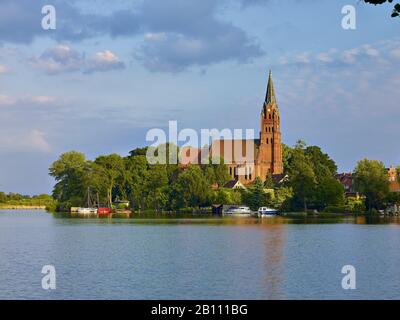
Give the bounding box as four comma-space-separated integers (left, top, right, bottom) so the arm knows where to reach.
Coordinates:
265, 70, 277, 105
210, 139, 260, 164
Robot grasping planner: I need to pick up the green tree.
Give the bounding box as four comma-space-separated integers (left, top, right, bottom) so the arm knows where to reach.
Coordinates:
354, 159, 390, 212
288, 147, 316, 212
264, 173, 274, 189
171, 165, 210, 209
282, 143, 293, 173
0, 192, 6, 203
397, 165, 400, 183
92, 154, 124, 208
212, 189, 242, 205
202, 156, 231, 187
242, 177, 271, 211
49, 151, 89, 205
125, 155, 148, 211
144, 164, 169, 211
315, 176, 345, 210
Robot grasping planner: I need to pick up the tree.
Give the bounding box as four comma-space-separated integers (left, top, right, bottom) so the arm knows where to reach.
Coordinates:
129, 147, 148, 157
354, 159, 390, 212
212, 189, 242, 205
397, 165, 400, 183
92, 154, 124, 208
202, 156, 231, 188
282, 143, 293, 174
170, 165, 210, 209
364, 0, 400, 18
49, 151, 89, 204
125, 155, 148, 211
0, 192, 7, 203
288, 144, 317, 212
315, 176, 345, 210
264, 173, 274, 189
305, 146, 337, 175
143, 164, 169, 211
242, 177, 271, 211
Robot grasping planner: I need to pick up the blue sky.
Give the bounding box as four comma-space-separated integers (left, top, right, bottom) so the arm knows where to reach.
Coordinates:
0, 0, 399, 194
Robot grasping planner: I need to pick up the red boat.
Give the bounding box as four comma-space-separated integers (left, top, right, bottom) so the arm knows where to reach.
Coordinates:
97, 207, 111, 216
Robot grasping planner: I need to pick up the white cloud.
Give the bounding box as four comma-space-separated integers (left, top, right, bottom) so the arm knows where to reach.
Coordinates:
31, 45, 125, 75
0, 94, 17, 106
0, 129, 51, 153
28, 129, 51, 152
279, 38, 400, 68
84, 50, 125, 74
0, 94, 57, 106
29, 96, 56, 104
0, 64, 12, 74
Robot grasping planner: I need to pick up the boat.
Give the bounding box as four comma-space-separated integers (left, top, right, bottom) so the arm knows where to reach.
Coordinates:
258, 207, 279, 217
77, 207, 98, 215
225, 206, 252, 217
98, 207, 111, 216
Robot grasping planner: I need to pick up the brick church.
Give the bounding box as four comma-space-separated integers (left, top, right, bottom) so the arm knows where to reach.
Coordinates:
210, 70, 284, 185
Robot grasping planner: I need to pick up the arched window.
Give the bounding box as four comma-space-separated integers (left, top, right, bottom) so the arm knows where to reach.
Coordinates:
266, 138, 269, 144
229, 167, 232, 176
269, 114, 272, 119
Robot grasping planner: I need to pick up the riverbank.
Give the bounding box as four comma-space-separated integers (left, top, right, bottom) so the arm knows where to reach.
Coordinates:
0, 205, 47, 210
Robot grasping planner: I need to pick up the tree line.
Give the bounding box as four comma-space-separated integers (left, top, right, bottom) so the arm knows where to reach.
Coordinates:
0, 192, 55, 207
48, 141, 400, 214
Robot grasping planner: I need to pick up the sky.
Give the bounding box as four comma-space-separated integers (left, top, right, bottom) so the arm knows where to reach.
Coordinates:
0, 0, 399, 195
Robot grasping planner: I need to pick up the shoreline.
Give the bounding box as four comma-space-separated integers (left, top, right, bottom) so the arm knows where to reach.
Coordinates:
0, 205, 47, 210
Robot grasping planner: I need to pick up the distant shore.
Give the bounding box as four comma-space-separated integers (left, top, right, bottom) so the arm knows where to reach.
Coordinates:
0, 205, 47, 210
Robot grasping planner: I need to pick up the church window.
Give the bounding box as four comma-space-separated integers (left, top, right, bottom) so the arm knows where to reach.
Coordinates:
266, 138, 269, 144
230, 167, 232, 176
269, 114, 272, 119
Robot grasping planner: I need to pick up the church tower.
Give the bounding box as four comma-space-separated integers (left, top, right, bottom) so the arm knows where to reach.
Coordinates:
257, 70, 283, 179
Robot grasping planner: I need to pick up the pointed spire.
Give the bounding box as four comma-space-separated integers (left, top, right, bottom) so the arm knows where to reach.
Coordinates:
265, 70, 277, 105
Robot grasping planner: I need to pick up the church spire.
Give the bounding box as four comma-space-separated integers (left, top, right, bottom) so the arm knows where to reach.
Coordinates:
265, 70, 276, 105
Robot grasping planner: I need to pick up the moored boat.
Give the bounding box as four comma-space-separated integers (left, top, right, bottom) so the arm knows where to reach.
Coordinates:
225, 206, 252, 217
258, 207, 279, 217
77, 207, 98, 214
98, 207, 111, 216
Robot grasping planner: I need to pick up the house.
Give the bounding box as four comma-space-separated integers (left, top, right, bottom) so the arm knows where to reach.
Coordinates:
224, 180, 246, 190
272, 173, 289, 185
336, 173, 356, 196
387, 166, 400, 192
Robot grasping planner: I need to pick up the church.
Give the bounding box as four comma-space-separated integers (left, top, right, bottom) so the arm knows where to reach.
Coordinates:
210, 70, 284, 185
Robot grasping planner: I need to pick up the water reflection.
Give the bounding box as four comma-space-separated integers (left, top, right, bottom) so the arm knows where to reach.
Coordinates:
260, 223, 286, 299
51, 212, 400, 226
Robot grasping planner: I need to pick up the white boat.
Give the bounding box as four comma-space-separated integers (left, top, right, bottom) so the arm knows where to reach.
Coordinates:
225, 206, 252, 217
77, 207, 98, 214
258, 207, 279, 217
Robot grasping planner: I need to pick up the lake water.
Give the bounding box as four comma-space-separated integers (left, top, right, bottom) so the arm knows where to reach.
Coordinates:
1, 210, 400, 300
